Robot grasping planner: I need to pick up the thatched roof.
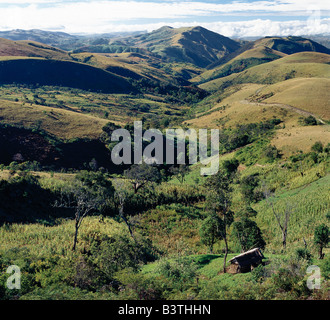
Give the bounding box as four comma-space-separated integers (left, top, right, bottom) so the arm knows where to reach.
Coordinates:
229, 248, 264, 267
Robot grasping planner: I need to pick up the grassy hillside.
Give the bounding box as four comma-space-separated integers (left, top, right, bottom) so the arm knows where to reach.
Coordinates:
105, 26, 241, 68
0, 57, 136, 93
0, 38, 72, 60
0, 99, 109, 141
0, 29, 80, 48
70, 51, 185, 84
249, 78, 330, 121
254, 36, 330, 55
199, 52, 330, 91
192, 46, 286, 83
186, 78, 330, 158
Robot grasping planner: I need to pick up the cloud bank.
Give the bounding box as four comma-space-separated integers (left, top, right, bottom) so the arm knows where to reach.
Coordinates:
0, 0, 329, 37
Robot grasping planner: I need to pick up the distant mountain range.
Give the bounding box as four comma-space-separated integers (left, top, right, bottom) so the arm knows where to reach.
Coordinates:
0, 26, 329, 94
0, 29, 144, 51
1, 27, 329, 68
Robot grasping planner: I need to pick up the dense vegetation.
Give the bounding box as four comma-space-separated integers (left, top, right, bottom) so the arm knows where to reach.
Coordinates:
0, 137, 329, 300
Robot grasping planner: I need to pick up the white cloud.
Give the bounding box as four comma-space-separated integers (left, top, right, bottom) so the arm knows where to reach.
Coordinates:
0, 0, 57, 3
204, 18, 330, 37
79, 18, 330, 37
0, 1, 329, 35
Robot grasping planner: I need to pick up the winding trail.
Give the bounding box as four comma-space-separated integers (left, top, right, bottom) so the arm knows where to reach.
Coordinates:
240, 99, 326, 125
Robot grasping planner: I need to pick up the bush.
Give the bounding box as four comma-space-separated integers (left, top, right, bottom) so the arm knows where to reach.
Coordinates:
295, 247, 312, 262
311, 141, 323, 153
88, 232, 157, 281
114, 268, 163, 300
300, 115, 317, 126
157, 256, 198, 292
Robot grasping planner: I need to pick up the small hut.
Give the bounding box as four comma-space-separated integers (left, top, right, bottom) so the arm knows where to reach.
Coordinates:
228, 248, 264, 273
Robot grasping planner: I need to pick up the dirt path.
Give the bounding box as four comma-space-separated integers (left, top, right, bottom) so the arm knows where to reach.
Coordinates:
240, 99, 326, 124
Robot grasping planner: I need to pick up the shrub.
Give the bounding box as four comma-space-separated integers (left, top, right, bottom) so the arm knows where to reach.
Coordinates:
311, 141, 323, 153
157, 256, 198, 292
295, 247, 312, 262
88, 232, 157, 280
300, 115, 317, 126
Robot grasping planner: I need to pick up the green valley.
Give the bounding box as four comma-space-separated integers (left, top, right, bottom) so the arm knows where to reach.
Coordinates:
0, 25, 329, 302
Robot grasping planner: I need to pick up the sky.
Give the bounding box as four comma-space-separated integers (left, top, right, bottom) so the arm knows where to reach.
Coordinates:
0, 0, 329, 38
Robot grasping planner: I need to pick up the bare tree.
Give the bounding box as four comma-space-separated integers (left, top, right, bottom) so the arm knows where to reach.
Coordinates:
112, 179, 136, 242
263, 186, 292, 250
54, 183, 102, 251
53, 172, 114, 251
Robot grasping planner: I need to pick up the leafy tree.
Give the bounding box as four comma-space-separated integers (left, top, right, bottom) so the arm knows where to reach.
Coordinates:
199, 214, 224, 254
240, 174, 260, 204
124, 163, 161, 194
300, 115, 317, 126
157, 256, 198, 292
204, 167, 236, 272
314, 224, 329, 259
232, 217, 266, 252
295, 247, 312, 262
169, 164, 191, 184
263, 145, 281, 162
90, 233, 154, 279
222, 159, 239, 175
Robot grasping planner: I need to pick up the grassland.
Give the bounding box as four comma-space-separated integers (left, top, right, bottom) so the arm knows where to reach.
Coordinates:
0, 57, 136, 94
0, 98, 109, 140
0, 83, 191, 136
271, 125, 330, 156
199, 52, 330, 91
0, 38, 72, 61
192, 46, 286, 83
185, 83, 300, 129
249, 78, 330, 121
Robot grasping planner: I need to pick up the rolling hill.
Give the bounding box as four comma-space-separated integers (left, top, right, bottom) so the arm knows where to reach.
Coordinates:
0, 57, 136, 93
194, 36, 330, 84
0, 98, 110, 141
247, 77, 330, 121
0, 28, 145, 51
70, 51, 180, 84
192, 45, 287, 83
186, 51, 330, 157
199, 52, 330, 91
0, 38, 72, 60
0, 26, 329, 160
254, 36, 330, 55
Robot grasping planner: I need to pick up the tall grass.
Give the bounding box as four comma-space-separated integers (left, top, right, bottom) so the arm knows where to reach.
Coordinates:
254, 174, 330, 252
0, 217, 125, 258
